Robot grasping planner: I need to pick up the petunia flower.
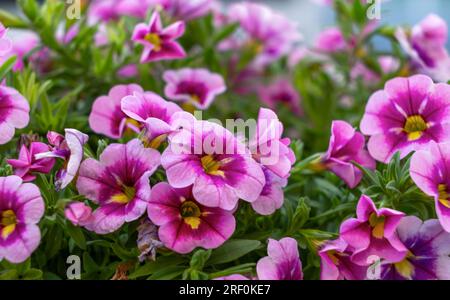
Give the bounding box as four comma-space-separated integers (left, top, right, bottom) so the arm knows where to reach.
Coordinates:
251, 167, 287, 216
35, 129, 89, 190
0, 86, 30, 145
64, 202, 93, 227
351, 56, 399, 83
132, 11, 186, 63
318, 120, 375, 188
258, 79, 302, 116
315, 27, 347, 53
340, 195, 407, 266
0, 22, 12, 58
256, 237, 303, 280
76, 139, 160, 234
89, 84, 144, 139
158, 0, 215, 21
163, 68, 226, 110
162, 119, 265, 210
0, 176, 44, 263
360, 75, 450, 163
380, 216, 450, 280
7, 142, 55, 182
88, 0, 155, 23
0, 32, 39, 71
117, 64, 138, 79
410, 141, 450, 232
319, 238, 368, 280
147, 182, 235, 254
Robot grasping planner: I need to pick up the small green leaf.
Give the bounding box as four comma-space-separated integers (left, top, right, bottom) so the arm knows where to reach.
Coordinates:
0, 55, 17, 81
66, 222, 86, 250
207, 239, 261, 265
22, 269, 43, 280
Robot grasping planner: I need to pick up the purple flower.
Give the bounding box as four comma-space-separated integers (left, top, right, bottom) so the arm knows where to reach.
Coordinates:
64, 202, 93, 227
147, 182, 235, 254
410, 141, 450, 232
137, 219, 164, 262
0, 86, 30, 145
0, 22, 12, 57
319, 238, 368, 280
320, 120, 375, 188
256, 237, 303, 280
315, 27, 347, 53
117, 64, 138, 79
360, 75, 450, 163
132, 11, 186, 63
7, 142, 55, 182
162, 120, 265, 210
76, 139, 160, 234
258, 79, 302, 116
158, 0, 214, 21
0, 176, 44, 263
0, 32, 39, 72
340, 195, 407, 266
88, 0, 155, 22
380, 216, 450, 280
89, 84, 144, 139
251, 167, 287, 216
163, 68, 226, 110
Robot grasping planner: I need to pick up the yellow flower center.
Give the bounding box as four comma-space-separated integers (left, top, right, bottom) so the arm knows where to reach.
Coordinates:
180, 200, 202, 229
142, 134, 167, 149
201, 155, 226, 177
394, 251, 415, 279
111, 185, 136, 204
144, 33, 162, 52
403, 115, 428, 141
1, 209, 17, 239
245, 39, 264, 54
326, 250, 341, 266
438, 184, 450, 208
368, 213, 385, 239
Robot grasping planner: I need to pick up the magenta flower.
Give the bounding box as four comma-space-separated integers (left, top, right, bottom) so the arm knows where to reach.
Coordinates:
340, 195, 407, 266
147, 182, 235, 254
251, 168, 287, 216
360, 75, 450, 163
64, 202, 93, 227
0, 176, 44, 263
35, 129, 88, 190
0, 86, 30, 145
380, 216, 450, 280
158, 0, 214, 21
351, 56, 399, 83
256, 237, 303, 280
315, 27, 347, 53
89, 84, 144, 139
258, 79, 302, 116
163, 68, 226, 110
117, 64, 138, 79
410, 141, 450, 232
162, 120, 265, 210
0, 22, 12, 57
319, 238, 368, 280
76, 139, 160, 234
320, 120, 375, 188
0, 32, 39, 71
132, 11, 186, 63
88, 0, 155, 22
7, 142, 55, 182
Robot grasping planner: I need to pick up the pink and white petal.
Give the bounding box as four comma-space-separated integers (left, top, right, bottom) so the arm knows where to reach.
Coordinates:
15, 183, 44, 223
2, 224, 41, 264
193, 174, 238, 210
0, 122, 15, 145
256, 257, 279, 280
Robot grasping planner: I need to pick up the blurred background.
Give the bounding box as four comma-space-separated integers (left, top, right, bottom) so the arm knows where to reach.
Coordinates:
1, 0, 449, 46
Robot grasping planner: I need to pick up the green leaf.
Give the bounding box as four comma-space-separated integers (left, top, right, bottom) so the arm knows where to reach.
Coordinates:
22, 269, 43, 280
189, 249, 211, 270
207, 239, 261, 265
83, 252, 99, 273
129, 256, 186, 279
66, 222, 87, 250
0, 270, 18, 280
0, 56, 17, 81
212, 22, 239, 45
0, 9, 27, 28
147, 266, 185, 280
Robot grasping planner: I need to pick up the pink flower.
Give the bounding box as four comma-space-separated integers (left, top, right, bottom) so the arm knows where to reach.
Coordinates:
319, 238, 368, 280
320, 120, 375, 188
76, 139, 160, 234
89, 84, 144, 139
163, 68, 226, 110
0, 176, 44, 263
340, 195, 407, 266
117, 64, 138, 79
360, 75, 450, 163
256, 237, 303, 280
258, 79, 302, 116
0, 32, 39, 71
132, 11, 186, 63
7, 142, 55, 182
0, 86, 30, 145
147, 182, 235, 254
162, 120, 265, 210
315, 27, 347, 53
351, 56, 399, 82
410, 141, 450, 232
158, 0, 214, 21
64, 202, 93, 227
88, 0, 155, 22
0, 22, 12, 58
251, 167, 287, 216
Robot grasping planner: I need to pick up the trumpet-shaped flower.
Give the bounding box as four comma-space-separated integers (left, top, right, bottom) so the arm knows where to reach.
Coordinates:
251, 167, 287, 216
158, 0, 215, 21
258, 79, 302, 116
163, 68, 226, 110
76, 139, 160, 234
0, 22, 12, 57
0, 86, 30, 145
360, 75, 450, 163
147, 182, 235, 254
64, 202, 93, 227
132, 11, 186, 63
315, 27, 346, 53
340, 195, 407, 266
0, 176, 44, 263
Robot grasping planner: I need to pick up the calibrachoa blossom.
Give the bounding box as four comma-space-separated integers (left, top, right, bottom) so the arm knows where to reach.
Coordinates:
7, 142, 55, 182
0, 32, 39, 71
410, 141, 450, 232
132, 11, 186, 63
0, 22, 12, 58
64, 202, 93, 227
0, 86, 30, 145
76, 139, 160, 234
251, 167, 287, 216
163, 68, 226, 110
256, 237, 303, 280
89, 84, 144, 139
380, 216, 450, 280
0, 176, 44, 263
258, 79, 302, 116
340, 195, 407, 266
158, 0, 215, 21
35, 129, 89, 190
162, 120, 265, 210
360, 75, 450, 163
315, 27, 347, 53
319, 238, 368, 280
88, 0, 155, 23
147, 182, 235, 254
319, 120, 375, 188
